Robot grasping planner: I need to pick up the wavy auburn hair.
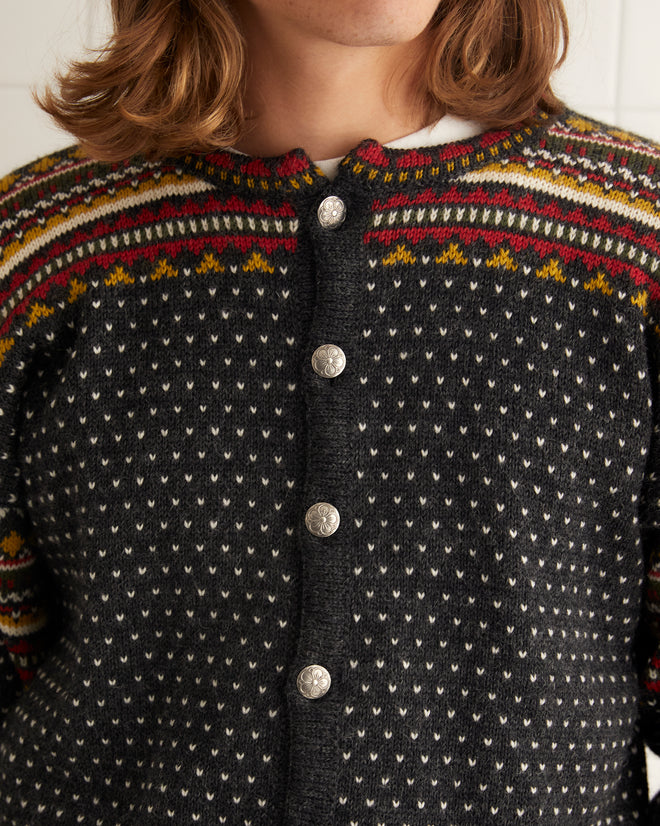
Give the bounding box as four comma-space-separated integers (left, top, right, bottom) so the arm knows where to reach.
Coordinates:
39, 0, 569, 161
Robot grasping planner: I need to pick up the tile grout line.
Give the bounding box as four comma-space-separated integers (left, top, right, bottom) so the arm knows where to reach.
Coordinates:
613, 0, 626, 126
85, 0, 97, 46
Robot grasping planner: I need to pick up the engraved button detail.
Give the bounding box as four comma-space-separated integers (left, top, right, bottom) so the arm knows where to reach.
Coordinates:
317, 195, 346, 229
305, 502, 340, 537
297, 664, 331, 699
311, 344, 346, 379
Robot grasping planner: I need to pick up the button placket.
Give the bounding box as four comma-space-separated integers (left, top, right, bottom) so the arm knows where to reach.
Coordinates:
303, 197, 347, 554
285, 186, 359, 821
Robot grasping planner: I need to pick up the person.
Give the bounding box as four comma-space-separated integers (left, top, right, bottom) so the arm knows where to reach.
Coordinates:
1, 0, 660, 822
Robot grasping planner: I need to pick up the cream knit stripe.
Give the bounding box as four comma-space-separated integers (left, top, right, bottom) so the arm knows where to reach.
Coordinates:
0, 588, 36, 603
549, 123, 660, 159
526, 146, 660, 193
0, 154, 89, 205
0, 613, 49, 638
464, 163, 660, 232
0, 178, 214, 282
0, 210, 300, 322
369, 209, 659, 277
0, 161, 169, 234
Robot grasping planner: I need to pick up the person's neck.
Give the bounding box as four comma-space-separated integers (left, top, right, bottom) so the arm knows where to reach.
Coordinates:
233, 20, 430, 160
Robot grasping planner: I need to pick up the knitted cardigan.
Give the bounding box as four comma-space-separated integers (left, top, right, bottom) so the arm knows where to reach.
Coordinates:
1, 109, 660, 826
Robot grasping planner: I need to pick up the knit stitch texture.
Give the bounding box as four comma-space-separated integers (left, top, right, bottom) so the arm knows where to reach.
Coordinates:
1, 109, 660, 824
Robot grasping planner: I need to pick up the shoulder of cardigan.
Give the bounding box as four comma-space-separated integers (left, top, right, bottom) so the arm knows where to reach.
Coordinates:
176, 110, 553, 196
173, 108, 660, 196
2, 108, 659, 213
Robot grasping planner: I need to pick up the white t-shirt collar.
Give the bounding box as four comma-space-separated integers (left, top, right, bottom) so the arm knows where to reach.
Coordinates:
314, 114, 483, 179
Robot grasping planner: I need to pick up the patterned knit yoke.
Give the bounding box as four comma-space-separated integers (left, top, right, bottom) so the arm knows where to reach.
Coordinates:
1, 110, 660, 825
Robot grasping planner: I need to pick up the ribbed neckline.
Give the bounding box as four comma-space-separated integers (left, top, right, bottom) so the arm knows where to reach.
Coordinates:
177, 110, 555, 197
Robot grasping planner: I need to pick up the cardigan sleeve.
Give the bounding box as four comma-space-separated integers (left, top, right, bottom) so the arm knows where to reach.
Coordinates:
0, 162, 62, 710
0, 502, 53, 700
0, 377, 54, 711
642, 546, 660, 754
0, 394, 56, 711
640, 307, 660, 756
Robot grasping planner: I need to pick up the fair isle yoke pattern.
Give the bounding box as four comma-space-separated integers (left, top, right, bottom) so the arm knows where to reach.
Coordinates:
0, 110, 660, 824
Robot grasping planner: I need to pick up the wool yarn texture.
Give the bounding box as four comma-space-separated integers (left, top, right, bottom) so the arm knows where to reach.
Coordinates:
1, 110, 660, 824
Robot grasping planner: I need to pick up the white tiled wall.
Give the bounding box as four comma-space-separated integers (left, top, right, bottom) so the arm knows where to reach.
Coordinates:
553, 0, 660, 139
2, 0, 660, 800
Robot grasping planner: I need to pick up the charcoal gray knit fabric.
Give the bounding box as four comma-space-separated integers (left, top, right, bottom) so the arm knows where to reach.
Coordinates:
1, 110, 660, 824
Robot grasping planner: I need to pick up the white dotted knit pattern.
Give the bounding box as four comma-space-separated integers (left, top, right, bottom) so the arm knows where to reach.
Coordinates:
0, 114, 659, 824
335, 225, 649, 823
2, 242, 309, 822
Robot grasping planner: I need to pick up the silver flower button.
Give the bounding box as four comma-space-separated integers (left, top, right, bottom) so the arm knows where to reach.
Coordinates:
297, 664, 332, 699
317, 195, 346, 229
305, 502, 340, 537
311, 344, 346, 378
